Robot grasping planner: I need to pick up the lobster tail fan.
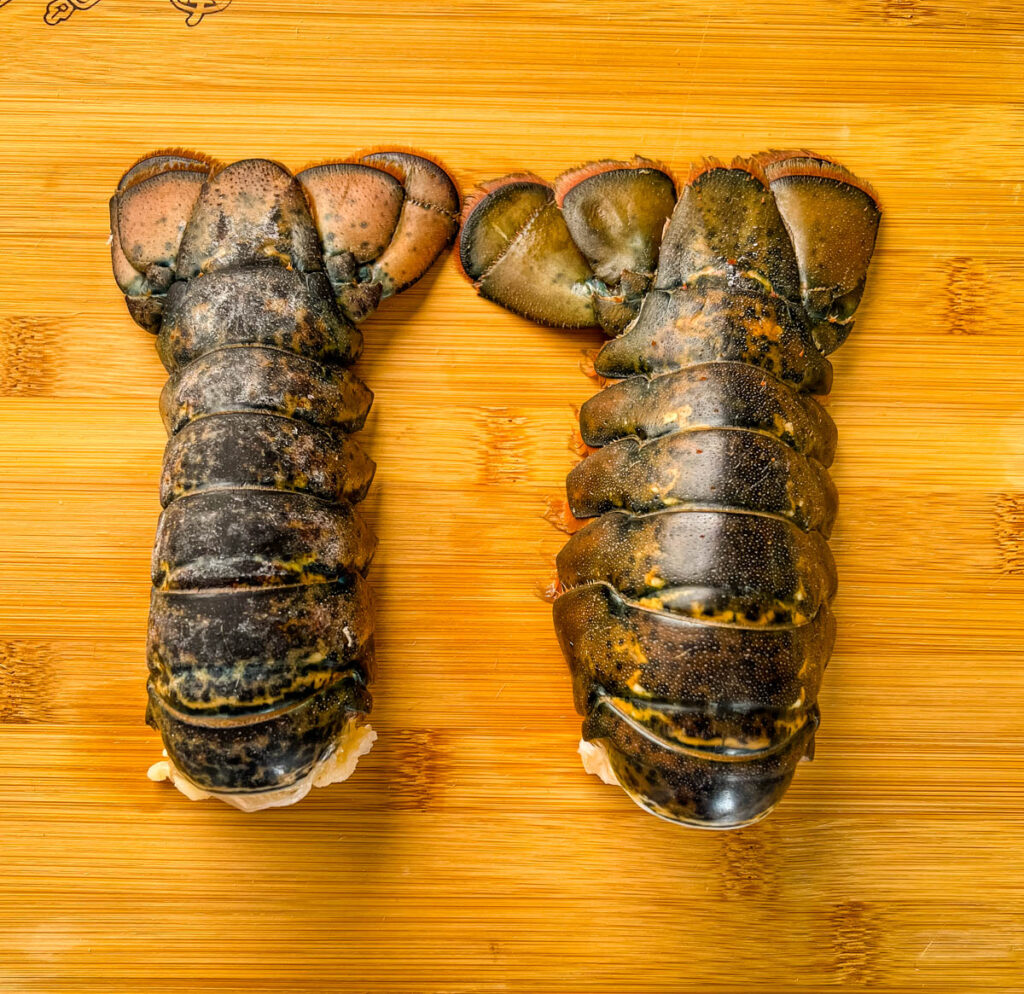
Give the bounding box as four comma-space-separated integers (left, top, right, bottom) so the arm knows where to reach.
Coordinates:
459, 176, 598, 328
555, 159, 677, 333
358, 150, 460, 299
110, 156, 214, 331
655, 159, 802, 300
458, 160, 677, 334
760, 152, 882, 354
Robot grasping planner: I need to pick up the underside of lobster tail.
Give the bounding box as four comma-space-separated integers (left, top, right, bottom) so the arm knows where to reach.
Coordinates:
110, 148, 457, 809
460, 150, 880, 829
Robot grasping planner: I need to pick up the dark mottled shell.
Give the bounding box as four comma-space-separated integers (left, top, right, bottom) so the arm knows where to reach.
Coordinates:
578, 362, 837, 464
566, 430, 837, 534
585, 702, 818, 827
147, 677, 371, 794
557, 509, 836, 624
148, 577, 374, 714
555, 582, 834, 716
160, 346, 373, 436
159, 413, 375, 507
654, 165, 802, 300
459, 151, 879, 827
596, 285, 832, 394
157, 268, 362, 372
175, 159, 324, 279
152, 489, 375, 590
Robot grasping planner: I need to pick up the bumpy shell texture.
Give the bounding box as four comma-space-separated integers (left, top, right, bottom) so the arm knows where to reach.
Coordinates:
460, 152, 880, 828
111, 149, 458, 809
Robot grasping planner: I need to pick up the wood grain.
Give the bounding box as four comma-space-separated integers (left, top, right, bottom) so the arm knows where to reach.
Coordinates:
1, 1, 1023, 991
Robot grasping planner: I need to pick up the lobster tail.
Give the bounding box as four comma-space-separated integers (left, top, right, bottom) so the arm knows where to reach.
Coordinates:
111, 148, 456, 809
460, 151, 880, 828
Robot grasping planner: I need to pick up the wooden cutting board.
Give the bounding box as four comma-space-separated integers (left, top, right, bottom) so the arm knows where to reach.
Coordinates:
1, 2, 1022, 991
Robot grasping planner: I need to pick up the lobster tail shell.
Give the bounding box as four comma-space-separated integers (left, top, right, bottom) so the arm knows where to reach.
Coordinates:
111, 148, 456, 808
460, 151, 880, 828
760, 152, 882, 353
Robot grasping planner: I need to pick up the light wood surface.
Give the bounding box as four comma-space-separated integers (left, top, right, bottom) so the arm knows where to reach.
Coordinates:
1, 2, 1023, 991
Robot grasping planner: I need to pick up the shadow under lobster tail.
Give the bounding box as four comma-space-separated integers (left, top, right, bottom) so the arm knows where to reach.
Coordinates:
111, 149, 458, 809
460, 151, 879, 828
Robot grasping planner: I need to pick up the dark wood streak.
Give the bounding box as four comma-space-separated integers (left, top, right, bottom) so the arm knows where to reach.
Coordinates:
878, 0, 937, 24
0, 640, 55, 723
828, 899, 882, 986
716, 820, 783, 901
0, 317, 57, 396
381, 728, 451, 811
994, 494, 1024, 575
945, 256, 986, 335
476, 406, 528, 485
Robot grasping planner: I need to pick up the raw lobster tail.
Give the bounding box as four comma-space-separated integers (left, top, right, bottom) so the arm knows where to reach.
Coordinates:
111, 149, 459, 809
460, 152, 880, 828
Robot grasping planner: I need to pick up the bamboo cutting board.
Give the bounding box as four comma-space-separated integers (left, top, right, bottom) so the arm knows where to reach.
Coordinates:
1, 2, 1022, 991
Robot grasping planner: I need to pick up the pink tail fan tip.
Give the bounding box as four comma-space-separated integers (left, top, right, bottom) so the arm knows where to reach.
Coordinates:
111, 147, 460, 331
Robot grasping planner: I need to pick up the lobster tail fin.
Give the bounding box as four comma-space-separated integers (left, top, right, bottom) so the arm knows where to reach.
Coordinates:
458, 176, 552, 281
116, 149, 217, 193
110, 152, 216, 331
759, 151, 881, 354
176, 159, 324, 279
555, 159, 675, 284
297, 161, 405, 322
358, 150, 460, 299
459, 158, 678, 334
298, 150, 459, 322
555, 159, 677, 333
459, 176, 597, 328
655, 159, 801, 300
